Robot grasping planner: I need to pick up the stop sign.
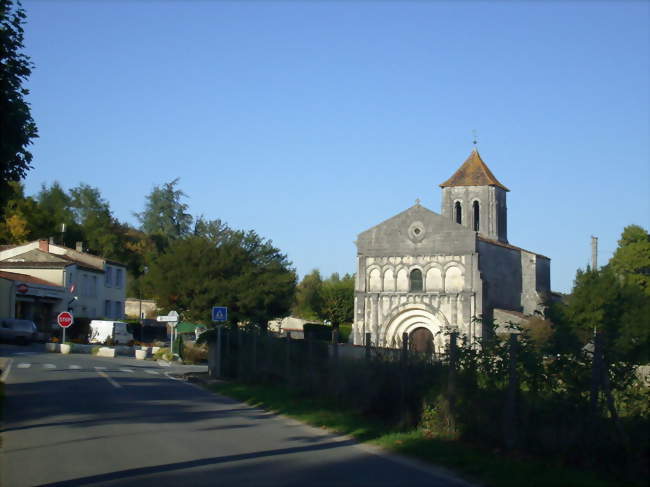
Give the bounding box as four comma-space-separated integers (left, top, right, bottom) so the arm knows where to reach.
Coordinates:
57, 311, 74, 328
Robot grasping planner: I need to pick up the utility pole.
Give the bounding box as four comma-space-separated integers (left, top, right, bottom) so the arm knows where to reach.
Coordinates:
591, 236, 598, 270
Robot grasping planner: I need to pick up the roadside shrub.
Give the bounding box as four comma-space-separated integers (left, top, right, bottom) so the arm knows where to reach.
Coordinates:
91, 346, 101, 355
183, 343, 208, 364
153, 347, 173, 361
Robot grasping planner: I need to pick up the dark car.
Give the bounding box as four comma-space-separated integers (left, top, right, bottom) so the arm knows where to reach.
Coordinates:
0, 319, 38, 345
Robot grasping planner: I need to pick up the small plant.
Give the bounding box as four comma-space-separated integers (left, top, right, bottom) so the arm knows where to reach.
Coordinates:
91, 346, 101, 355
153, 347, 173, 361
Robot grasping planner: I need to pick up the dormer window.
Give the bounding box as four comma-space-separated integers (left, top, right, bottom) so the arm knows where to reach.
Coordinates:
473, 201, 480, 232
455, 201, 462, 224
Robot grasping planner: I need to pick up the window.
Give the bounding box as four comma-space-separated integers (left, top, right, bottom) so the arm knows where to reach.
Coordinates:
409, 269, 423, 292
104, 300, 111, 318
92, 275, 97, 297
114, 301, 122, 319
105, 267, 112, 287
473, 201, 480, 232
82, 274, 88, 297
115, 268, 123, 288
455, 201, 462, 224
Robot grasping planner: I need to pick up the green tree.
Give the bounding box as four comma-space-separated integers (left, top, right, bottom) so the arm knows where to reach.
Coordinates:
562, 267, 649, 363
293, 269, 323, 320
0, 0, 38, 198
136, 178, 193, 243
319, 273, 355, 328
69, 183, 121, 257
609, 224, 650, 297
35, 182, 82, 245
145, 231, 296, 327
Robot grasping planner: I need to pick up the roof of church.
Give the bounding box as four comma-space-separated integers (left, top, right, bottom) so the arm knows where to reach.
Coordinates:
439, 149, 509, 191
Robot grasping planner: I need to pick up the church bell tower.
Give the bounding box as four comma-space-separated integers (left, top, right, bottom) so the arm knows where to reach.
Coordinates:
439, 149, 509, 243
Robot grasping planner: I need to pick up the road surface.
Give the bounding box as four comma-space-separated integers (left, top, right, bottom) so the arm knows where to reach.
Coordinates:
1, 343, 473, 486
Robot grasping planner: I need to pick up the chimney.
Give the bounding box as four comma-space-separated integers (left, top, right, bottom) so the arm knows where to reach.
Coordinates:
75, 242, 84, 253
39, 239, 49, 252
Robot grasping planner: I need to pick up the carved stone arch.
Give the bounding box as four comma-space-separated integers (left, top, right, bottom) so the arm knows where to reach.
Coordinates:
443, 261, 466, 274
382, 302, 451, 350
443, 262, 465, 293
367, 265, 382, 292
382, 266, 396, 293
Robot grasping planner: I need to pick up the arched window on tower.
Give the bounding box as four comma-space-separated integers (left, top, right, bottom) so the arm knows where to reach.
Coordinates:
455, 201, 462, 224
409, 269, 423, 292
473, 201, 480, 232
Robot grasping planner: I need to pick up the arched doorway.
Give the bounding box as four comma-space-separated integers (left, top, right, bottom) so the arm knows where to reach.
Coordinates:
409, 327, 434, 354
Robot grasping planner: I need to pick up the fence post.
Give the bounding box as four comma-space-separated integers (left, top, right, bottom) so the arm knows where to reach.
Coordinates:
400, 332, 409, 424
365, 332, 371, 361
285, 332, 291, 385
448, 332, 457, 402
225, 326, 231, 378
307, 331, 314, 394
503, 333, 518, 450
251, 328, 257, 379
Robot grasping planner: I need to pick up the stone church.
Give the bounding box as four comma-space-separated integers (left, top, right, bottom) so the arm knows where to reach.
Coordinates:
352, 149, 550, 351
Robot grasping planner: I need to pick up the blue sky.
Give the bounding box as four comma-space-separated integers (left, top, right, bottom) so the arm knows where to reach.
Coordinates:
19, 0, 650, 293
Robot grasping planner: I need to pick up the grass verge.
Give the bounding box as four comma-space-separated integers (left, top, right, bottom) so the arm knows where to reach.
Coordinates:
210, 381, 636, 487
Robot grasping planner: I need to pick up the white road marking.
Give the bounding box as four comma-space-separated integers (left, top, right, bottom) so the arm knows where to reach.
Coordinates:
119, 368, 134, 373
94, 366, 107, 371
145, 369, 159, 375
97, 371, 122, 388
69, 365, 82, 370
43, 364, 56, 369
17, 363, 31, 369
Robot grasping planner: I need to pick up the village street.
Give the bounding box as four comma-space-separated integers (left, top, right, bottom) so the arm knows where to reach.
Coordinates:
0, 344, 472, 487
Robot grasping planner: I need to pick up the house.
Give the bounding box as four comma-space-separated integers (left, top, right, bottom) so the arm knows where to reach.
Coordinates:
0, 239, 127, 330
353, 149, 551, 352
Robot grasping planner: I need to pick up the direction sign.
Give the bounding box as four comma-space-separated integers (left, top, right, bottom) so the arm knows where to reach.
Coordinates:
57, 311, 74, 328
212, 306, 227, 322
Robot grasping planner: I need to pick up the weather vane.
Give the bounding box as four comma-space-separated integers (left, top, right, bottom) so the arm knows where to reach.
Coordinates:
415, 198, 421, 206
472, 129, 478, 147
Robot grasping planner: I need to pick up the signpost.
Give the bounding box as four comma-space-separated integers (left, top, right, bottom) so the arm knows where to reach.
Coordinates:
157, 311, 179, 356
57, 311, 74, 344
211, 307, 228, 377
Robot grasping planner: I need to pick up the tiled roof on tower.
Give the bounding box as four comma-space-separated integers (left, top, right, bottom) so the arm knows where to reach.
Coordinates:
439, 149, 509, 191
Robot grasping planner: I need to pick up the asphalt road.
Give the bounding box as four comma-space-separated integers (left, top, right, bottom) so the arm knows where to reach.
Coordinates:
1, 343, 473, 487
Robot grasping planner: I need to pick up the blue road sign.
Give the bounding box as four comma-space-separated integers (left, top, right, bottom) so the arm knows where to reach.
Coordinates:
212, 306, 228, 322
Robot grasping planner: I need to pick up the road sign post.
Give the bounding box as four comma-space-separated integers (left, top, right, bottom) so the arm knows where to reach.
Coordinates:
157, 311, 179, 357
57, 311, 74, 344
211, 307, 228, 378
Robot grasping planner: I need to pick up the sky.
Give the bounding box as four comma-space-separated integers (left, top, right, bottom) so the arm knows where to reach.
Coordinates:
17, 0, 650, 293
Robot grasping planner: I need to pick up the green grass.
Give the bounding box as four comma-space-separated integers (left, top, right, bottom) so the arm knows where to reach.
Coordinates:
210, 381, 637, 487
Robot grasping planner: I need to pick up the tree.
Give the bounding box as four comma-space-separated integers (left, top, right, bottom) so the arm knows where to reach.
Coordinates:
69, 183, 121, 257
0, 0, 38, 195
144, 230, 296, 326
561, 266, 649, 363
136, 178, 193, 243
319, 273, 355, 327
293, 269, 323, 320
609, 224, 650, 297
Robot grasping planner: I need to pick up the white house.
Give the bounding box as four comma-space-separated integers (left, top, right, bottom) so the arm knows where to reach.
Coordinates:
0, 239, 128, 329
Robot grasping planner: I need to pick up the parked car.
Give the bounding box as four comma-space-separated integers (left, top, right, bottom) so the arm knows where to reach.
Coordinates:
0, 319, 38, 345
88, 320, 134, 345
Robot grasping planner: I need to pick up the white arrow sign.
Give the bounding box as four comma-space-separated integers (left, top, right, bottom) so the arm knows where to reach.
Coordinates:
157, 310, 179, 326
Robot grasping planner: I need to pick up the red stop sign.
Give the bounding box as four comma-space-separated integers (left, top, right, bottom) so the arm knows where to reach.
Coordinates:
57, 311, 74, 328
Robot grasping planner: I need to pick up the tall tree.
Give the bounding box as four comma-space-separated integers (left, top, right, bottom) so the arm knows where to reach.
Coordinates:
69, 183, 121, 257
293, 269, 323, 320
136, 178, 193, 243
145, 231, 296, 326
0, 0, 38, 197
319, 273, 355, 327
609, 224, 650, 297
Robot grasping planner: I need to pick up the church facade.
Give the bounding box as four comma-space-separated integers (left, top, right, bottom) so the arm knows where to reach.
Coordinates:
352, 149, 550, 351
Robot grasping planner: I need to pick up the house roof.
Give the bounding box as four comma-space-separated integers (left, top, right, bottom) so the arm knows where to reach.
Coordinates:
439, 149, 509, 191
0, 270, 63, 288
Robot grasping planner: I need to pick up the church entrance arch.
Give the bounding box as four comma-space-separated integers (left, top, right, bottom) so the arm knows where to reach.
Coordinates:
410, 327, 434, 353
382, 304, 449, 350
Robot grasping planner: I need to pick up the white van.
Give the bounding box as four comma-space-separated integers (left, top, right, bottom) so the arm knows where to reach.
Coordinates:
88, 320, 134, 345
